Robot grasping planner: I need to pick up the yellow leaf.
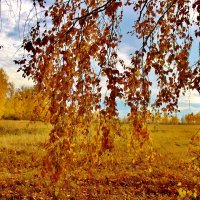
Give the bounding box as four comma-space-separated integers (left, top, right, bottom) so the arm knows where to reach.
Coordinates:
193, 176, 198, 183
193, 191, 197, 199
178, 188, 186, 198
177, 182, 182, 186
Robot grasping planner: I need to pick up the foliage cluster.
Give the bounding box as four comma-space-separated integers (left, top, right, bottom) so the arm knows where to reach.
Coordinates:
0, 69, 9, 118
0, 68, 50, 121
3, 86, 50, 121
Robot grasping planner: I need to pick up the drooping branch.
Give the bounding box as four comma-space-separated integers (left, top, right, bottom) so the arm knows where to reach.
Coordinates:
142, 1, 176, 46
14, 0, 200, 184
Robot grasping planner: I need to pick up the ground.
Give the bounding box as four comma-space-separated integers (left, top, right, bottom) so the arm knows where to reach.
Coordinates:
0, 120, 200, 199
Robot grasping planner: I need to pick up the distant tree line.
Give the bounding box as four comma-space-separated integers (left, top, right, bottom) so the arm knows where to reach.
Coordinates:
121, 111, 179, 125
0, 68, 50, 121
150, 112, 200, 125
181, 113, 200, 125
121, 111, 200, 125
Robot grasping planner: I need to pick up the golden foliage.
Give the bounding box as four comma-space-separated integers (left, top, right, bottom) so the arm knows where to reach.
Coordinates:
0, 68, 9, 118
14, 0, 200, 188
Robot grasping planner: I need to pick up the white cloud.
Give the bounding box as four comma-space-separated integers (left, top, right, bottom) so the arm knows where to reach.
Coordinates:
178, 90, 200, 105
0, 31, 34, 88
118, 50, 131, 67
0, 0, 35, 33
0, 0, 37, 88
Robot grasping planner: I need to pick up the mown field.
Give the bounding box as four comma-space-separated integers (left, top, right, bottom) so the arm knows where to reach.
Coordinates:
0, 120, 200, 199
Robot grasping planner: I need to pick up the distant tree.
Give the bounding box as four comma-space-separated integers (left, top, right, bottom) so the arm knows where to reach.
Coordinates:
170, 115, 179, 125
161, 111, 170, 124
183, 112, 200, 125
181, 116, 186, 124
13, 86, 50, 121
151, 111, 162, 124
195, 113, 200, 124
0, 68, 9, 118
3, 86, 50, 121
185, 113, 193, 124
3, 83, 16, 119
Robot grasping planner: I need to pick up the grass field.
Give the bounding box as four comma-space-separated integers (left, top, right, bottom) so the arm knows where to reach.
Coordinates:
0, 120, 200, 199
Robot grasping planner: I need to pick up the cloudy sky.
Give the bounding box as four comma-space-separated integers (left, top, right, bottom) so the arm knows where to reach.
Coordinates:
0, 0, 199, 118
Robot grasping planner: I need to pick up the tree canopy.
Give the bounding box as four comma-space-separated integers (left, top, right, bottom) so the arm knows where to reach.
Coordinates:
13, 0, 200, 184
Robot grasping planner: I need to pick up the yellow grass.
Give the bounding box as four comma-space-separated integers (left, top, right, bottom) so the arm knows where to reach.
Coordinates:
0, 120, 200, 199
148, 124, 200, 159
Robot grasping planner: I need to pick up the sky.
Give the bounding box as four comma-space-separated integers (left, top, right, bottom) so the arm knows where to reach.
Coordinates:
0, 0, 199, 119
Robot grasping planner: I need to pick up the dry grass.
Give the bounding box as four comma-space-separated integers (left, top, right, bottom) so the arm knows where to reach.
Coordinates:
0, 120, 50, 151
149, 124, 200, 159
0, 120, 200, 199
